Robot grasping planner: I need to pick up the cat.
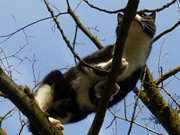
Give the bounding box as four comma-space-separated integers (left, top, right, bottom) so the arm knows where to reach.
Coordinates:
29, 12, 156, 135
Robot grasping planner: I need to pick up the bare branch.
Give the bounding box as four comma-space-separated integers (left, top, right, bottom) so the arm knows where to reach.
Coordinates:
0, 45, 27, 61
88, 1, 139, 135
44, 0, 108, 75
140, 0, 178, 13
160, 87, 180, 110
18, 121, 27, 135
0, 108, 15, 135
66, 1, 104, 49
83, 0, 124, 14
152, 20, 180, 43
0, 108, 15, 123
156, 66, 180, 85
72, 25, 78, 65
109, 110, 163, 135
127, 97, 139, 135
0, 12, 67, 44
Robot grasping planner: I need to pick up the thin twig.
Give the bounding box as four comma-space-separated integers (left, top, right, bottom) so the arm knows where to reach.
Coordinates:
123, 99, 128, 120
109, 110, 162, 135
140, 0, 178, 13
31, 55, 39, 88
127, 97, 139, 135
0, 108, 16, 124
160, 87, 180, 110
18, 122, 27, 135
155, 66, 180, 85
0, 12, 67, 44
152, 20, 180, 43
66, 0, 104, 49
44, 0, 108, 75
83, 0, 124, 14
0, 48, 13, 77
0, 45, 27, 61
72, 25, 78, 65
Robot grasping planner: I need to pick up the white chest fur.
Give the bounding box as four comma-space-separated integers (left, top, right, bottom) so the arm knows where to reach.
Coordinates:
117, 21, 151, 81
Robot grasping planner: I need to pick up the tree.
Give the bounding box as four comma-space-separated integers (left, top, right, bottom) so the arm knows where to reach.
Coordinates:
0, 0, 180, 135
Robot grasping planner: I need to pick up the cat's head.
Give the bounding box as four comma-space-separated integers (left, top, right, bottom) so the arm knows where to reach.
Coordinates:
116, 11, 156, 38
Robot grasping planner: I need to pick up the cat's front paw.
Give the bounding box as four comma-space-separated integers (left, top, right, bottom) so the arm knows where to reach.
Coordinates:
48, 117, 64, 132
94, 80, 120, 101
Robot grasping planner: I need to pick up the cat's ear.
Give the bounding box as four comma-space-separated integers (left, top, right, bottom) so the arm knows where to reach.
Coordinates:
117, 13, 123, 24
116, 13, 123, 37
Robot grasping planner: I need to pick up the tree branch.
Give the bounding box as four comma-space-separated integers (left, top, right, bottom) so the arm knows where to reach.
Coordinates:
88, 0, 139, 135
0, 67, 63, 135
127, 97, 139, 135
134, 67, 180, 135
109, 110, 162, 135
0, 108, 15, 135
82, 0, 124, 14
155, 66, 180, 85
43, 0, 108, 76
140, 0, 178, 13
66, 1, 104, 49
0, 12, 67, 44
152, 20, 180, 43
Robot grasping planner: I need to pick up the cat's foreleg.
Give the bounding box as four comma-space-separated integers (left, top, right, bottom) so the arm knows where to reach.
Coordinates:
96, 57, 128, 72
94, 57, 128, 101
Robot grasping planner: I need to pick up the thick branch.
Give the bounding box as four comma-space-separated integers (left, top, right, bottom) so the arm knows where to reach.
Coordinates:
0, 67, 63, 135
88, 1, 139, 135
134, 67, 180, 135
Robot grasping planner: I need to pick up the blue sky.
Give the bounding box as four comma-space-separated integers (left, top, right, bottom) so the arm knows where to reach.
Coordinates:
0, 0, 180, 135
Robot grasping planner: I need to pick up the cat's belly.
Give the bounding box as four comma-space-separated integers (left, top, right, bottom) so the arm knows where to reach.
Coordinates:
70, 67, 102, 111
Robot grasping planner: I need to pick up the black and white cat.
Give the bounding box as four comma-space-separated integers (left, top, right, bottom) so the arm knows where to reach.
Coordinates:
29, 12, 156, 134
